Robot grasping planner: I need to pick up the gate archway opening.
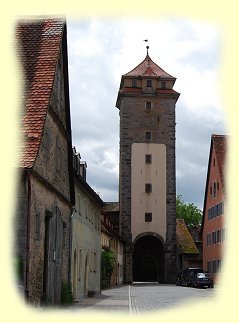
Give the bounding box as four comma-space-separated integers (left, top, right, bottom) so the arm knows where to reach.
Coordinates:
132, 234, 164, 283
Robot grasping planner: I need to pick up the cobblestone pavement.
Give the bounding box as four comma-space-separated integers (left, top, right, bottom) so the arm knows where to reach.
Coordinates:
72, 283, 217, 315
130, 282, 216, 314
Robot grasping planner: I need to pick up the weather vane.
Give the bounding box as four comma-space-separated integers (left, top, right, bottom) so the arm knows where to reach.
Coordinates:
143, 39, 149, 55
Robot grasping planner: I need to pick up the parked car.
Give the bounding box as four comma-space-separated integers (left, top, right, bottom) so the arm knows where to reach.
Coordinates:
192, 272, 214, 288
176, 268, 204, 287
176, 271, 183, 286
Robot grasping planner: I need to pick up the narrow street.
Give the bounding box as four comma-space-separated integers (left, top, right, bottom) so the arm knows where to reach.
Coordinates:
72, 283, 216, 314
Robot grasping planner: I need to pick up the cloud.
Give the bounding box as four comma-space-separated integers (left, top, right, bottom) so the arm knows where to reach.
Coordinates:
67, 18, 227, 208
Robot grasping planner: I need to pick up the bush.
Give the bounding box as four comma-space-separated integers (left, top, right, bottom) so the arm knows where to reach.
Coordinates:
101, 248, 116, 289
14, 256, 24, 282
61, 281, 73, 305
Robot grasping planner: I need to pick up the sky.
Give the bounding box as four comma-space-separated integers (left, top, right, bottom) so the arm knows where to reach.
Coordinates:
66, 17, 226, 210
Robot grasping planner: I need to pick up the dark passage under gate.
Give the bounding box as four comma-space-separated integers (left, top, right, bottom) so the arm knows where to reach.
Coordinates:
132, 235, 164, 283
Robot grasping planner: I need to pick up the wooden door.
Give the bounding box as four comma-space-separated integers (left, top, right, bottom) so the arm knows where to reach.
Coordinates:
44, 207, 63, 304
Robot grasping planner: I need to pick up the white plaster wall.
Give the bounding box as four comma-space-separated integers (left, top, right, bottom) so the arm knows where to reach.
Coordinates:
131, 143, 166, 241
71, 181, 101, 299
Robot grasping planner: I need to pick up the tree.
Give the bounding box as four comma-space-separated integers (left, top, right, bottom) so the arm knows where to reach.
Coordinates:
176, 195, 202, 228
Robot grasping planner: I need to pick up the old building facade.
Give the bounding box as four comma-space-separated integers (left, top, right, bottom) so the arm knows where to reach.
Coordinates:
71, 148, 104, 299
101, 203, 124, 286
116, 50, 180, 283
15, 18, 74, 304
202, 134, 227, 282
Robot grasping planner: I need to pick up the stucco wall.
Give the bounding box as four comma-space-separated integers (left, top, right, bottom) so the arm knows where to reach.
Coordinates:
71, 179, 101, 299
131, 143, 166, 241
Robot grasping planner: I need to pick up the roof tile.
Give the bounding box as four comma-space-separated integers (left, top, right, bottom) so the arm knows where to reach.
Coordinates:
16, 17, 65, 168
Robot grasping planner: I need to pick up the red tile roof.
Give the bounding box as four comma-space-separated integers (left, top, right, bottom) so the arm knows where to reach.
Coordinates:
176, 219, 199, 254
212, 134, 227, 187
124, 54, 175, 79
16, 18, 65, 168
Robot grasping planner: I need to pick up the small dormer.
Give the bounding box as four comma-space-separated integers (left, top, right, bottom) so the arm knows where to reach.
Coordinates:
80, 161, 87, 181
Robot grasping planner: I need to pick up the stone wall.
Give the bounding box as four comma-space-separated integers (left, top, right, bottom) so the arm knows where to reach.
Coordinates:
119, 95, 177, 283
15, 46, 74, 304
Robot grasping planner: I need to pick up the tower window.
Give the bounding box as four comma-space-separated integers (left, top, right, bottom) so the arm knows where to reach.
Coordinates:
145, 102, 152, 110
161, 81, 166, 89
145, 213, 152, 222
145, 183, 152, 193
132, 79, 137, 87
146, 132, 151, 140
146, 79, 152, 87
145, 154, 152, 164
212, 181, 217, 199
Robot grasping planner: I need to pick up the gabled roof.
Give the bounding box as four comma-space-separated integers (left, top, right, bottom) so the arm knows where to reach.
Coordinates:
103, 202, 119, 213
16, 18, 65, 168
212, 134, 227, 189
176, 219, 199, 254
201, 134, 227, 231
124, 54, 175, 79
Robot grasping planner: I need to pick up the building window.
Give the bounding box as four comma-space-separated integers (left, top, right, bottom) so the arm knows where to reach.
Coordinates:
145, 183, 152, 193
206, 233, 211, 246
207, 261, 212, 274
216, 259, 221, 273
147, 79, 152, 87
146, 131, 151, 140
145, 213, 152, 222
212, 231, 216, 244
145, 154, 152, 164
161, 81, 166, 89
212, 181, 217, 199
145, 102, 152, 110
93, 252, 97, 272
222, 228, 225, 241
132, 79, 137, 87
212, 260, 217, 274
216, 230, 221, 243
78, 249, 82, 280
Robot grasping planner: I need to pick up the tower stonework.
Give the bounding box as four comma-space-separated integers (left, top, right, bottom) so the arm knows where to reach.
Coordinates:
116, 52, 180, 283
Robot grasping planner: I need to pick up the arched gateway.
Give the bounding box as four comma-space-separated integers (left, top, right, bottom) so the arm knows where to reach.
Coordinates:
116, 49, 180, 283
133, 234, 164, 283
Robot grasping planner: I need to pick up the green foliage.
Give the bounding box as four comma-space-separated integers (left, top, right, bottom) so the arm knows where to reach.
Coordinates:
176, 195, 202, 228
101, 248, 116, 289
14, 256, 24, 282
61, 281, 73, 305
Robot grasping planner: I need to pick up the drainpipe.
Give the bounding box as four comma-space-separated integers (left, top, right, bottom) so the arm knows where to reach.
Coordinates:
25, 171, 32, 301
68, 206, 75, 285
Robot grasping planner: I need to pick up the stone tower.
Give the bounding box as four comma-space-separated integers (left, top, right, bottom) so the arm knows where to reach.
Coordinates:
116, 50, 180, 283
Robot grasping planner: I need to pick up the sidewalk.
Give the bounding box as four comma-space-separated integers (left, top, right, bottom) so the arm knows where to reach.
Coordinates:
72, 285, 130, 313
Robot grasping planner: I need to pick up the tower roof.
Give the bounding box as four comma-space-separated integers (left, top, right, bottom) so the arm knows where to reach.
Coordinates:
124, 54, 175, 79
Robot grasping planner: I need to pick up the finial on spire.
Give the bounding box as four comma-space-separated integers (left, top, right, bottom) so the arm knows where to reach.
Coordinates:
143, 39, 149, 55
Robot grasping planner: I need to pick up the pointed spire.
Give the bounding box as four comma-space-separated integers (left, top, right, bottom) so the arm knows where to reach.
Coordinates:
146, 45, 149, 56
